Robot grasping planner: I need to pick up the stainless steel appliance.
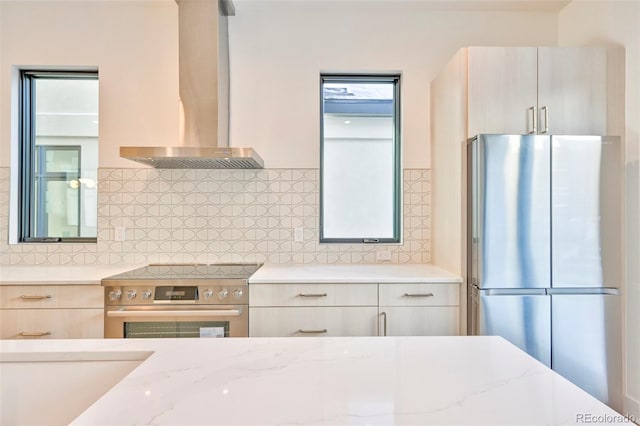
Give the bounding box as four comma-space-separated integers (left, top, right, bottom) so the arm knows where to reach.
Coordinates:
103, 264, 261, 338
467, 134, 623, 410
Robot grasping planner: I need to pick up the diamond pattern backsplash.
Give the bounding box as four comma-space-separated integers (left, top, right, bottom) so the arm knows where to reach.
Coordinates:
0, 167, 430, 265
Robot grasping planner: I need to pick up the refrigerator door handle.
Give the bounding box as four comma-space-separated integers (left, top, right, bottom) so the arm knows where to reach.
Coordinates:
482, 288, 546, 296
547, 288, 620, 296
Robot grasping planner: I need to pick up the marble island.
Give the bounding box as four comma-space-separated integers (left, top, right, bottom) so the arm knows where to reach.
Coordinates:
0, 336, 624, 425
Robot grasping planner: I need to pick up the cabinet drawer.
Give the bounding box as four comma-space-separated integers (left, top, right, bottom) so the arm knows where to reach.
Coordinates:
379, 307, 459, 336
0, 285, 103, 309
250, 283, 377, 307
249, 307, 378, 337
379, 283, 459, 306
0, 309, 104, 339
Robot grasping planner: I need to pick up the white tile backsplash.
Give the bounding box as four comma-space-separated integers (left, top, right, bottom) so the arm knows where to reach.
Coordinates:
0, 167, 430, 265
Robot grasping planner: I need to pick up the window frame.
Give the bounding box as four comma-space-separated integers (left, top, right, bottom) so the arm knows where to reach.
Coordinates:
319, 73, 402, 244
18, 70, 98, 243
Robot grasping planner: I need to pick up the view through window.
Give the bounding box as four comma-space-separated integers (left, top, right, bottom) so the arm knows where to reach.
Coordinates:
320, 74, 401, 243
20, 71, 98, 242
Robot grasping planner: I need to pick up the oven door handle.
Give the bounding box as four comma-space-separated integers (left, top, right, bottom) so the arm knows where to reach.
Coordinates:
106, 309, 242, 318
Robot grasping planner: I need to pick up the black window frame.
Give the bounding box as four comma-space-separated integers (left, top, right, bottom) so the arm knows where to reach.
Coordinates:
319, 73, 402, 244
18, 70, 98, 243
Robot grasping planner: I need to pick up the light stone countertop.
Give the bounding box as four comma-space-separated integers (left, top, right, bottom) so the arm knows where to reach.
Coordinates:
0, 336, 622, 425
249, 263, 463, 284
0, 264, 146, 285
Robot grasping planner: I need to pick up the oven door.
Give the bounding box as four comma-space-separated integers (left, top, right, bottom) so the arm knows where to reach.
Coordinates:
104, 305, 248, 338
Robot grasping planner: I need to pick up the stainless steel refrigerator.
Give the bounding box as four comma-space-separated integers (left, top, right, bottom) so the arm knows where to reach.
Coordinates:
467, 134, 623, 410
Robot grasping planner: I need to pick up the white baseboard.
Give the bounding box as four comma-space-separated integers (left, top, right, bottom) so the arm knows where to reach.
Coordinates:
625, 394, 640, 425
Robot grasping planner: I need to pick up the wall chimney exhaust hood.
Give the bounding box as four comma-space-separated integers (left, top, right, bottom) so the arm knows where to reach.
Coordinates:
120, 0, 264, 169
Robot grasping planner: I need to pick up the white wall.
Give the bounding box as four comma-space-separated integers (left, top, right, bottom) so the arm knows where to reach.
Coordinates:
0, 0, 179, 168
558, 0, 640, 417
228, 0, 559, 169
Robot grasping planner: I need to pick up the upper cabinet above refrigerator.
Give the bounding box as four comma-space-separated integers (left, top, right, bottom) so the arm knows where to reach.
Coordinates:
466, 46, 624, 137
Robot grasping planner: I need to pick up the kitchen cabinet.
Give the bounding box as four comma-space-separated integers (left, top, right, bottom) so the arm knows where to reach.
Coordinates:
249, 282, 461, 337
249, 283, 378, 337
467, 46, 624, 136
0, 285, 104, 339
378, 283, 459, 336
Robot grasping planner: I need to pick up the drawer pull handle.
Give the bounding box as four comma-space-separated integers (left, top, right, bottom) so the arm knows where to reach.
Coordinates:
380, 311, 387, 337
298, 329, 327, 334
19, 331, 51, 337
20, 295, 52, 300
297, 293, 328, 297
403, 293, 434, 298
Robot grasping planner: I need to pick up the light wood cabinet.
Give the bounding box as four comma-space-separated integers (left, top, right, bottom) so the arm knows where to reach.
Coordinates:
249, 283, 377, 307
467, 46, 624, 136
250, 283, 379, 337
0, 285, 104, 339
249, 282, 460, 337
378, 283, 459, 336
249, 307, 378, 337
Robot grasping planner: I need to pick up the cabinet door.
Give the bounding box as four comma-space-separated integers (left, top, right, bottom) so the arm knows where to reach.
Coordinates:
0, 309, 104, 339
538, 47, 607, 135
467, 47, 538, 136
249, 307, 378, 337
249, 283, 378, 307
0, 285, 103, 309
379, 283, 459, 307
379, 307, 459, 336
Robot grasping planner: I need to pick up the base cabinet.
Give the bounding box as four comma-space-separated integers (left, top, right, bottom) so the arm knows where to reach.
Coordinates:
249, 307, 378, 337
379, 307, 459, 336
0, 285, 104, 339
0, 309, 103, 339
249, 282, 460, 337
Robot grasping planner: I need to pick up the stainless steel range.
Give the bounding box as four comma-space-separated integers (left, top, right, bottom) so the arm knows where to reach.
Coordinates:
102, 263, 261, 338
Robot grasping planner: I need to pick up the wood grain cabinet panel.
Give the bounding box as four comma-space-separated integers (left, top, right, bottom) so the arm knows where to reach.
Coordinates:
0, 308, 104, 339
249, 283, 378, 307
378, 283, 459, 307
378, 307, 459, 337
249, 307, 378, 337
0, 285, 103, 309
0, 285, 104, 339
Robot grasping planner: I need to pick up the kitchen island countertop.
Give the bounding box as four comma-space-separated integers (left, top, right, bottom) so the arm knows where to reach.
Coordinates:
249, 263, 462, 284
0, 336, 622, 425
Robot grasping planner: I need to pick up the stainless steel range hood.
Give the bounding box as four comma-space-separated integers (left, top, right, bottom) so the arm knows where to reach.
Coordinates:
120, 0, 264, 169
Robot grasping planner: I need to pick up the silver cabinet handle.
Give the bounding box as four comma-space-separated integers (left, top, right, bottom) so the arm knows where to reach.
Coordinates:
540, 106, 549, 133
297, 293, 327, 297
19, 331, 51, 337
528, 106, 537, 134
380, 312, 387, 336
403, 293, 434, 297
297, 329, 327, 334
20, 295, 52, 300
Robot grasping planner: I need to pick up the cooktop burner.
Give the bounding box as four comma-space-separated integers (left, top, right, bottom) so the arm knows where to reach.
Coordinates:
102, 263, 263, 281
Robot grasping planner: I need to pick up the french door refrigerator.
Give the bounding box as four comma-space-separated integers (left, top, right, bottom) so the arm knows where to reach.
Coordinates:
467, 134, 623, 410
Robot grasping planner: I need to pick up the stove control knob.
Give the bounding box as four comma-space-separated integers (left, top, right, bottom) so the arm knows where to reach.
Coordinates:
233, 289, 244, 299
142, 290, 152, 300
108, 289, 122, 301
126, 290, 137, 300
203, 289, 213, 299
218, 289, 229, 300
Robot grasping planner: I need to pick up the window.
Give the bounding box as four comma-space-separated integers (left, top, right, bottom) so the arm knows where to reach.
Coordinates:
320, 74, 401, 243
19, 71, 98, 242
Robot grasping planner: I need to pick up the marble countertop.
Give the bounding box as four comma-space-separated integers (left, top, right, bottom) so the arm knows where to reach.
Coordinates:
0, 336, 621, 425
0, 264, 145, 285
249, 263, 462, 284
